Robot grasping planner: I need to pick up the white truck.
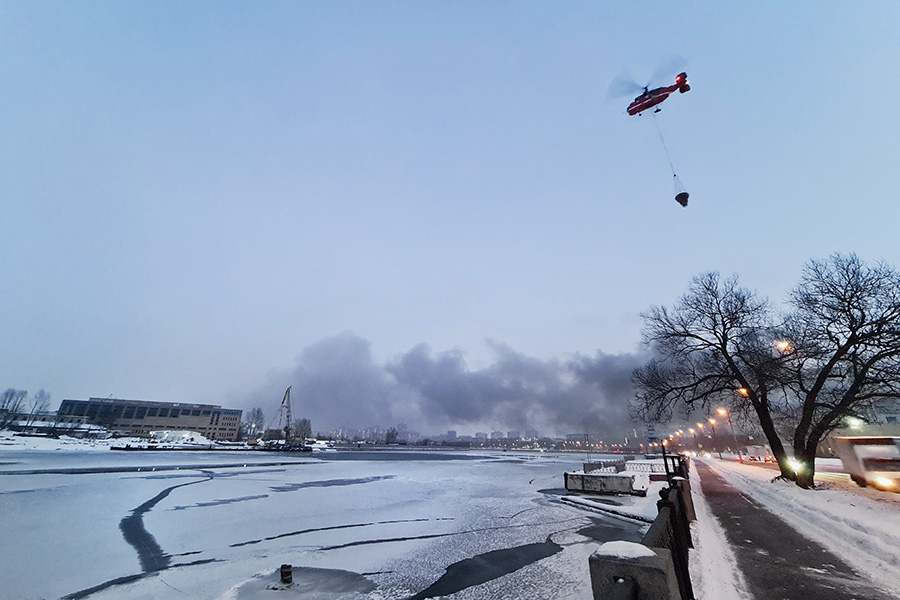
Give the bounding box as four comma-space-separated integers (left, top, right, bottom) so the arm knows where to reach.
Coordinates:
835, 436, 900, 491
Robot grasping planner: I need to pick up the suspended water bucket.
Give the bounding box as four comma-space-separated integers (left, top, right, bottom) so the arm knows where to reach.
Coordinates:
673, 175, 689, 207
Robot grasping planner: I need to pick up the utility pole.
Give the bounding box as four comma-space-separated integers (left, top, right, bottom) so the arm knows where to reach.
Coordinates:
708, 418, 722, 459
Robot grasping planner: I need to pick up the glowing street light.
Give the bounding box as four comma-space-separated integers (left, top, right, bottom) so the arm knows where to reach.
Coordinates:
776, 341, 791, 352
717, 407, 741, 458
688, 427, 698, 450
737, 388, 750, 397
707, 418, 722, 459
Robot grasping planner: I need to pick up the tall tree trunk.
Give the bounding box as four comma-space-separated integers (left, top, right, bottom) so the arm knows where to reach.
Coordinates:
752, 398, 793, 480
793, 440, 817, 488
794, 423, 830, 489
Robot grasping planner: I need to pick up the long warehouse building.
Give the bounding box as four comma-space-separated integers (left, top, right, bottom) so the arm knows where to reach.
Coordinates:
56, 398, 243, 441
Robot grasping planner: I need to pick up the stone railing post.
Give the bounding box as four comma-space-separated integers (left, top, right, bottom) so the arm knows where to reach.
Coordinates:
589, 541, 680, 600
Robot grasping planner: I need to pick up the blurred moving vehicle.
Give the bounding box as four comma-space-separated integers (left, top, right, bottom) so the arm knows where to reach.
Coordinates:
835, 436, 900, 491
739, 445, 776, 463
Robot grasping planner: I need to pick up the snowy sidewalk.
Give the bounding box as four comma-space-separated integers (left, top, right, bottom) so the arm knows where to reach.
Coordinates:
694, 461, 894, 600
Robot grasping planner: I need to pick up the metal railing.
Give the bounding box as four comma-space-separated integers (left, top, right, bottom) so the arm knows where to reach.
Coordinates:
661, 444, 690, 484
584, 460, 627, 473
622, 461, 668, 473
641, 485, 694, 600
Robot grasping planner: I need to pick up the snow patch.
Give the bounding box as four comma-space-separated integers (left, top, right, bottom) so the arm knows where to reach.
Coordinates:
688, 464, 750, 600
594, 540, 656, 559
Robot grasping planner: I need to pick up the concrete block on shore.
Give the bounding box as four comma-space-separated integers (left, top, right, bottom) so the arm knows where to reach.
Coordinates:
565, 471, 638, 495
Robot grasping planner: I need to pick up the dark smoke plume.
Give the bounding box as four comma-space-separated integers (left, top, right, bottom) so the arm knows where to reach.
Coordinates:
245, 332, 646, 438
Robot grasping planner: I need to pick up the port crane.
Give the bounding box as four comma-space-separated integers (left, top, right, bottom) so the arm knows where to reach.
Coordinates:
270, 386, 310, 452
281, 386, 294, 445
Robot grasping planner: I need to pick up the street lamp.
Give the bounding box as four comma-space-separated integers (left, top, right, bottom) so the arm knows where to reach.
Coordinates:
695, 423, 709, 454
708, 418, 722, 459
667, 433, 679, 451
696, 423, 707, 453
717, 407, 741, 458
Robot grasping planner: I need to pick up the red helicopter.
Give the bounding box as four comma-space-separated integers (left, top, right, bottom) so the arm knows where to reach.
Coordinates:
627, 72, 690, 116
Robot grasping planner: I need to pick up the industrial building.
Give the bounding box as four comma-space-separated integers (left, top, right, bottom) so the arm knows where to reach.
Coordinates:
56, 398, 243, 441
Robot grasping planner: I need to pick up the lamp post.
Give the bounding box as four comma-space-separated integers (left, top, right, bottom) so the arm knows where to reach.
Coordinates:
717, 407, 741, 459
708, 418, 722, 459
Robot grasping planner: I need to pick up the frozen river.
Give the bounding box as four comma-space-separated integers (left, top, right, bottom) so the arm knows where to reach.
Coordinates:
0, 449, 648, 600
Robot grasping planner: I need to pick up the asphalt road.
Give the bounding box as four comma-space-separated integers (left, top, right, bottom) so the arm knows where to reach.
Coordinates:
696, 461, 894, 600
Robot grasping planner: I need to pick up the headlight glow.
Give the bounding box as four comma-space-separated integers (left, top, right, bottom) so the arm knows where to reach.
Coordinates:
874, 477, 896, 489
788, 458, 804, 473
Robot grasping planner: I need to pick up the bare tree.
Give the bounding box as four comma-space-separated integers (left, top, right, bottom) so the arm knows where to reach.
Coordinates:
242, 407, 265, 440
632, 273, 794, 477
26, 390, 51, 426
385, 427, 399, 444
1, 388, 27, 411
0, 389, 28, 431
293, 418, 312, 441
784, 254, 900, 487
633, 254, 900, 488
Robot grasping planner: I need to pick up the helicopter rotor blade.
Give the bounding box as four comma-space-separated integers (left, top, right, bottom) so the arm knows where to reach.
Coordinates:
606, 73, 646, 99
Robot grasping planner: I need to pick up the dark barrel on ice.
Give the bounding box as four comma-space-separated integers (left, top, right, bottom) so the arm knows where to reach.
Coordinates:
675, 191, 689, 207
280, 564, 293, 584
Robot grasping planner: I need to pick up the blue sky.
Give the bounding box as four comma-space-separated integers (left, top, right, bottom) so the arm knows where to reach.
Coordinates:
3, 3, 899, 433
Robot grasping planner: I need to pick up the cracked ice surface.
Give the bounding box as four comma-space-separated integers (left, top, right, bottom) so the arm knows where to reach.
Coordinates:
0, 447, 650, 600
